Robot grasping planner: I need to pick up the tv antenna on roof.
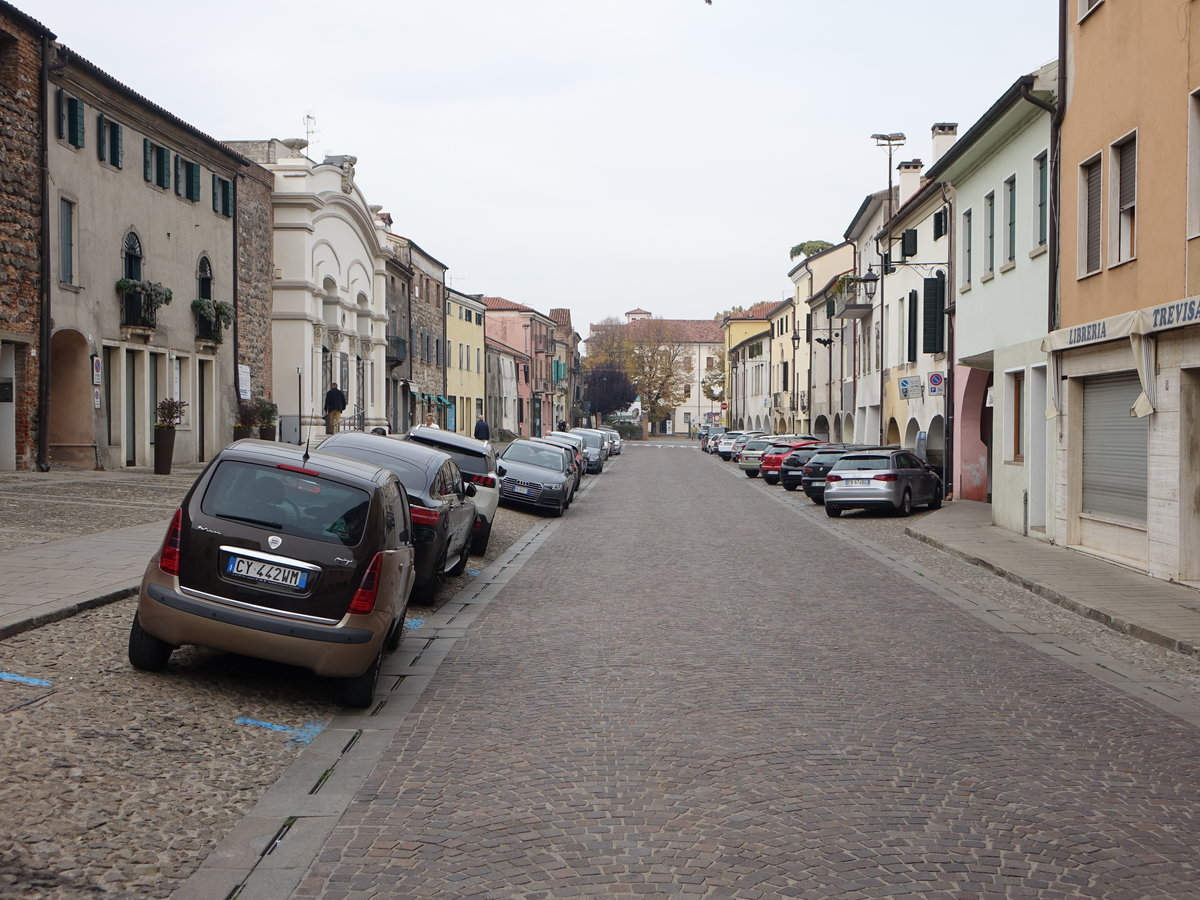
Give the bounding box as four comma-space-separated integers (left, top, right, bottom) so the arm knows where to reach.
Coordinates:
304, 113, 319, 155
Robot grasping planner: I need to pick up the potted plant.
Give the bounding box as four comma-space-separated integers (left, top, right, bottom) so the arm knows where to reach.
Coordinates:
233, 399, 259, 441
154, 397, 187, 475
256, 398, 278, 442
191, 297, 233, 343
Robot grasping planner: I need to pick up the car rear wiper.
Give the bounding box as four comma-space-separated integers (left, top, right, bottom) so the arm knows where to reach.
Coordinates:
218, 513, 283, 529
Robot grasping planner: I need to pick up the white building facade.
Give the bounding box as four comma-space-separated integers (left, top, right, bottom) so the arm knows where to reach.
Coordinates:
228, 141, 391, 439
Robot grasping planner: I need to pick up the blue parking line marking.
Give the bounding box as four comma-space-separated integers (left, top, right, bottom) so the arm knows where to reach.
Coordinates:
0, 671, 52, 687
405, 617, 425, 630
236, 717, 326, 744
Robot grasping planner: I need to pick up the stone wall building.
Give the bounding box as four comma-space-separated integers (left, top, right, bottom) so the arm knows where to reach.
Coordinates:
401, 237, 449, 428
0, 2, 50, 471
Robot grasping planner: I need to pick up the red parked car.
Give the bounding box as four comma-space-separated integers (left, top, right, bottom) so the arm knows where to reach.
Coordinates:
759, 438, 821, 485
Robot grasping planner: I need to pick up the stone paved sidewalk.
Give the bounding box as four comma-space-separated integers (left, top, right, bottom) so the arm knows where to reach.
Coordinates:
905, 500, 1200, 659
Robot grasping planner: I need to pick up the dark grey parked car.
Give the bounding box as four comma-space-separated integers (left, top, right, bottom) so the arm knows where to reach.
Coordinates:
823, 449, 943, 518
497, 440, 574, 516
321, 432, 477, 604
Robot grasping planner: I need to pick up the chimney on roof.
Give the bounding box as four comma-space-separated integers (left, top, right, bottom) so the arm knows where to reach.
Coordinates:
930, 123, 958, 165
897, 159, 924, 207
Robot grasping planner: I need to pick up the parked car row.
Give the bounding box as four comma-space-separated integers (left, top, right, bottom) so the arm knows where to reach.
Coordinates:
128, 422, 588, 709
708, 434, 944, 520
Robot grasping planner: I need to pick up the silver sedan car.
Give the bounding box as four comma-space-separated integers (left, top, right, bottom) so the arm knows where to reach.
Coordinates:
823, 449, 943, 518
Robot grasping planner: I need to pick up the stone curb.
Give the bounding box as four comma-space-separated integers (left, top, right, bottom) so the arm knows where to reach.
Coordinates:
0, 584, 139, 641
903, 526, 1200, 661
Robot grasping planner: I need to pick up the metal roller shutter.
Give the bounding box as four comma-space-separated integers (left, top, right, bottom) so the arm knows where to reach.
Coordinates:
1081, 372, 1147, 523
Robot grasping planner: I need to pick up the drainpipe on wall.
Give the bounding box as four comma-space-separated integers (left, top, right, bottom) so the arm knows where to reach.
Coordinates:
1049, 0, 1067, 333
36, 39, 65, 472
231, 172, 241, 413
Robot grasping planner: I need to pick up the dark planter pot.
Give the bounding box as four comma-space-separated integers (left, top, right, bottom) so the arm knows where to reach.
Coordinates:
232, 425, 255, 441
258, 425, 277, 442
154, 427, 176, 475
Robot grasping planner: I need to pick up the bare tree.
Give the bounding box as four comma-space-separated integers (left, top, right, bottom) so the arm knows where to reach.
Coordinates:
702, 349, 726, 403
624, 318, 693, 434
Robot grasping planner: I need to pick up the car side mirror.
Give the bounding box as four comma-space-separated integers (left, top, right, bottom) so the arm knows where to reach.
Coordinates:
497, 463, 507, 477
464, 482, 477, 497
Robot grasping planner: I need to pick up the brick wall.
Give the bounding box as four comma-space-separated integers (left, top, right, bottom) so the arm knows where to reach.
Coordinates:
236, 163, 274, 401
0, 9, 45, 469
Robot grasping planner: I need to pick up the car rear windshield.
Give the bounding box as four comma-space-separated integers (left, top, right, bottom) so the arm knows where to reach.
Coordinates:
768, 444, 796, 454
832, 455, 891, 471
745, 440, 773, 451
407, 436, 493, 476
201, 460, 371, 546
573, 432, 601, 449
787, 449, 822, 464
504, 443, 566, 471
808, 450, 847, 465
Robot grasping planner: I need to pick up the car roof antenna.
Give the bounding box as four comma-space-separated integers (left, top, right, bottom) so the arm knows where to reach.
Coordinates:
301, 403, 317, 467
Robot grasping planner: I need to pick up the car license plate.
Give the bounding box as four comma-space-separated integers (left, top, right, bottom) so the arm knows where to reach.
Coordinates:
511, 485, 531, 495
227, 555, 307, 589
848, 479, 870, 487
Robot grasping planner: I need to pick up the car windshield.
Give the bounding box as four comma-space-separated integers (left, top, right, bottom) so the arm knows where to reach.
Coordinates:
201, 460, 371, 546
504, 443, 566, 472
808, 451, 847, 465
832, 455, 891, 472
573, 432, 601, 449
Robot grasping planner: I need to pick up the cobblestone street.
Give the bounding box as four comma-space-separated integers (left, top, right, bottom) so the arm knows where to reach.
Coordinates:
277, 444, 1200, 898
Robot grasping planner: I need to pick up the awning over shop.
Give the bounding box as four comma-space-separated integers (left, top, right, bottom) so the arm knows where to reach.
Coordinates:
436, 395, 450, 406
1039, 299, 1200, 419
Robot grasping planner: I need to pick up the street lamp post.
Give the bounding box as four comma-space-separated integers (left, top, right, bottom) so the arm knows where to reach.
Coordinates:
871, 132, 905, 444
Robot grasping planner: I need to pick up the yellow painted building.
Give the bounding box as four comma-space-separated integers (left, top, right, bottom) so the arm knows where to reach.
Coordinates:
445, 289, 486, 436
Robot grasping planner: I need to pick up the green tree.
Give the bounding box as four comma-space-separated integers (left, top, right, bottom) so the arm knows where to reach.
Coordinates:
701, 349, 726, 402
789, 239, 834, 261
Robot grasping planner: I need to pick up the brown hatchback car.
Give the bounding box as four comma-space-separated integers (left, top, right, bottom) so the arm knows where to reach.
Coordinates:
128, 441, 416, 707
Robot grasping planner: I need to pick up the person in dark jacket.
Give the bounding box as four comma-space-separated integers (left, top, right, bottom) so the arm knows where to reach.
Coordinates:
323, 383, 347, 433
473, 415, 491, 441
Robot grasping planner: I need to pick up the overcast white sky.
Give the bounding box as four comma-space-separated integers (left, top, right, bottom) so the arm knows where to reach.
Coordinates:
33, 0, 1056, 334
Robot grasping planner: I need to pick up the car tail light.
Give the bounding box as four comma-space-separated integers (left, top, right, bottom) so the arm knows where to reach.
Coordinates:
802, 466, 815, 474
277, 463, 320, 476
349, 552, 384, 615
873, 473, 898, 482
159, 508, 183, 576
465, 473, 496, 489
410, 505, 441, 526
826, 475, 843, 483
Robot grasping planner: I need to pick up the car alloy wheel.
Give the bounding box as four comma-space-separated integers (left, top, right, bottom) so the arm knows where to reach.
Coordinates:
898, 489, 913, 517
825, 504, 842, 518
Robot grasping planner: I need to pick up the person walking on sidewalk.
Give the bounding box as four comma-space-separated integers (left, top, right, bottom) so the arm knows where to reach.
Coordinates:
474, 415, 491, 441
323, 383, 347, 433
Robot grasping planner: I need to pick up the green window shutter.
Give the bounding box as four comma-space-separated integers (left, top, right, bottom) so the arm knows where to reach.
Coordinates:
174, 154, 182, 195
902, 228, 918, 259
212, 174, 219, 212
68, 97, 85, 148
55, 88, 65, 140
805, 312, 812, 344
96, 114, 107, 162
113, 124, 123, 169
189, 164, 201, 202
144, 139, 152, 181
906, 289, 918, 362
157, 146, 171, 189
921, 274, 946, 354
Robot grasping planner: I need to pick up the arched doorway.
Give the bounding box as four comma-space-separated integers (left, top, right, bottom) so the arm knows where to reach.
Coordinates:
957, 368, 993, 502
832, 417, 843, 442
842, 413, 855, 442
814, 415, 830, 441
48, 329, 94, 467
885, 417, 901, 446
904, 418, 922, 450
926, 414, 946, 479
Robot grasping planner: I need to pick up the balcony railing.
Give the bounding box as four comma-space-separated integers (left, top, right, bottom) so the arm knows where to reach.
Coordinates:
120, 292, 156, 329
195, 313, 221, 343
831, 289, 872, 319
386, 336, 407, 364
